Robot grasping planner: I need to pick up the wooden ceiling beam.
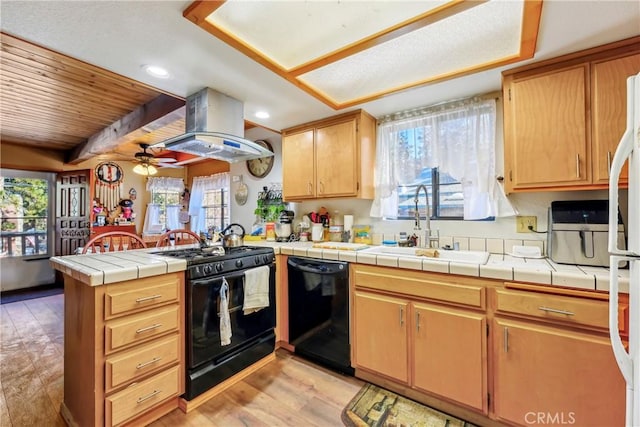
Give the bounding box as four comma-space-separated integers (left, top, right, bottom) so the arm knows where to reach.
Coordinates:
66, 94, 185, 164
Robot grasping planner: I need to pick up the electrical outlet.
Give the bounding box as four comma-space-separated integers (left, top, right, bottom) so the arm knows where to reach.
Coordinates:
516, 216, 537, 233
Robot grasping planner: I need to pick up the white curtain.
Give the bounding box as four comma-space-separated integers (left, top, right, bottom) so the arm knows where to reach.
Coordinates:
371, 97, 515, 220
143, 204, 161, 234
142, 177, 185, 234
189, 173, 230, 234
146, 177, 184, 193
166, 205, 181, 231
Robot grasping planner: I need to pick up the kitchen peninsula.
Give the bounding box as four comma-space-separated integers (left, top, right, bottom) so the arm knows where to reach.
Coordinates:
50, 252, 187, 427
51, 240, 629, 427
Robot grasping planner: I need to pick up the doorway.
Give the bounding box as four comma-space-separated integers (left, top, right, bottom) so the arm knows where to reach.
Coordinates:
0, 169, 56, 291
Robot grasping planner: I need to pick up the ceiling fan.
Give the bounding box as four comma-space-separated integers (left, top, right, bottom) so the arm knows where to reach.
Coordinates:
132, 143, 181, 175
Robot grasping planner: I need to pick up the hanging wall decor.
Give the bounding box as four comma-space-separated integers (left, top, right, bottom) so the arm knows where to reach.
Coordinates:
95, 162, 124, 211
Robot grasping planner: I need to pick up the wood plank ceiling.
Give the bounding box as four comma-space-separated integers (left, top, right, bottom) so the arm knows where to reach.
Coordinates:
0, 33, 186, 164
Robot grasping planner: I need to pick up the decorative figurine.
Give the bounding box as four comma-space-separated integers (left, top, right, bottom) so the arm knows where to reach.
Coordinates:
119, 199, 134, 221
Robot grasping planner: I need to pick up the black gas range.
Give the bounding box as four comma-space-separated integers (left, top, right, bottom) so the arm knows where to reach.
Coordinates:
159, 245, 275, 279
158, 244, 277, 401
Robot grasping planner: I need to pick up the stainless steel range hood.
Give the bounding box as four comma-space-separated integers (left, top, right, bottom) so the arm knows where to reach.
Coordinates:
153, 88, 273, 163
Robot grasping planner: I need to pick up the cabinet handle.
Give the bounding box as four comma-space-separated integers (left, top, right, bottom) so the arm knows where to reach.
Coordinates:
538, 306, 575, 316
399, 307, 404, 327
136, 357, 162, 370
607, 151, 612, 177
308, 182, 312, 195
576, 154, 580, 178
319, 181, 324, 194
135, 294, 162, 303
135, 323, 162, 334
136, 389, 161, 404
504, 327, 509, 353
416, 311, 420, 332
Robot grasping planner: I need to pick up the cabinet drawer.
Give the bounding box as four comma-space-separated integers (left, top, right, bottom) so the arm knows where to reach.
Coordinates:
105, 305, 179, 354
105, 334, 180, 391
105, 365, 180, 427
105, 273, 181, 319
353, 265, 485, 308
495, 288, 625, 332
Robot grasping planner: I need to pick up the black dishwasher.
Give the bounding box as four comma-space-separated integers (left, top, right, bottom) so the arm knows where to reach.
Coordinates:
287, 257, 353, 375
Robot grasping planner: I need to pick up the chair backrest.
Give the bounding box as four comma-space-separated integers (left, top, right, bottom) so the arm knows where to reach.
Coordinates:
81, 231, 147, 254
155, 229, 201, 248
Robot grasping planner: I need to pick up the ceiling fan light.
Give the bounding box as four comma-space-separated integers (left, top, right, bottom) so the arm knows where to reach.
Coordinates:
133, 163, 158, 176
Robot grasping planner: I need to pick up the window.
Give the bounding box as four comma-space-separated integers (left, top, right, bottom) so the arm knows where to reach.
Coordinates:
151, 189, 180, 229
398, 168, 463, 220
1, 176, 50, 257
189, 173, 230, 234
202, 188, 229, 233
144, 177, 185, 234
371, 96, 509, 220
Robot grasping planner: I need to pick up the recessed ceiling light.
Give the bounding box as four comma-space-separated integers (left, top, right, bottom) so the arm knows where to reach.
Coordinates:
143, 64, 170, 79
255, 111, 270, 119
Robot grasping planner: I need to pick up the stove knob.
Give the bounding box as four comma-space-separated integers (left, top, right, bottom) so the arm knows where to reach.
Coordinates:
235, 259, 243, 268
215, 263, 224, 272
254, 256, 261, 265
203, 264, 213, 275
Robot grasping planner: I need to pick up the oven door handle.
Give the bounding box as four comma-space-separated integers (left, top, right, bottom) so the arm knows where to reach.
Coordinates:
190, 271, 246, 287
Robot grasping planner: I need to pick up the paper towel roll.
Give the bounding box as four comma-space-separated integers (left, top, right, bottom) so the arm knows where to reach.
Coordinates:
343, 215, 354, 231
343, 215, 354, 242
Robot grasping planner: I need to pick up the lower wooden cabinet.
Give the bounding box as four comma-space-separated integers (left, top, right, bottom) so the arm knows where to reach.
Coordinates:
105, 365, 181, 427
493, 318, 625, 427
351, 266, 627, 425
353, 287, 488, 413
62, 272, 185, 427
413, 303, 487, 412
353, 291, 409, 384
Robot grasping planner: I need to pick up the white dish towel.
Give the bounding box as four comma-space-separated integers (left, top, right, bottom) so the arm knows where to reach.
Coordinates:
219, 278, 232, 346
243, 265, 270, 315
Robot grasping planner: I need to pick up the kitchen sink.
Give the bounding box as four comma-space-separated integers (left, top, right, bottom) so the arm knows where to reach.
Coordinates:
361, 246, 490, 265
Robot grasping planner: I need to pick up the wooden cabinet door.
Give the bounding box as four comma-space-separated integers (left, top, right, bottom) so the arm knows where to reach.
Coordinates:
412, 303, 487, 413
353, 291, 409, 384
493, 318, 625, 427
591, 53, 640, 184
282, 130, 315, 200
315, 119, 358, 198
505, 64, 590, 190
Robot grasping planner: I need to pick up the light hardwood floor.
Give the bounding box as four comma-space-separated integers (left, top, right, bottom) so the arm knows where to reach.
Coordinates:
0, 294, 364, 427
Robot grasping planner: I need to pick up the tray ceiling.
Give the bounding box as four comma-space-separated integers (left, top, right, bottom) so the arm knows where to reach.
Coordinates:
185, 0, 542, 108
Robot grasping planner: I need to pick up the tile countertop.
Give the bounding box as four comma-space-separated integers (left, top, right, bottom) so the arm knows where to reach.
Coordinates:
50, 250, 187, 286
50, 241, 629, 293
249, 241, 629, 294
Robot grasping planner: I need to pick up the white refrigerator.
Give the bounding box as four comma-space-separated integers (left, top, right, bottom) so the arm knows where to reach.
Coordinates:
609, 72, 640, 427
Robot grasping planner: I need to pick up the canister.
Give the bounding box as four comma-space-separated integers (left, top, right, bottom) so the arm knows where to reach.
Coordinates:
265, 222, 276, 241
311, 223, 324, 242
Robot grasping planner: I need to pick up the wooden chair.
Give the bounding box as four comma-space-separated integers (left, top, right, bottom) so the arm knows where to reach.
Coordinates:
155, 229, 201, 248
81, 231, 147, 254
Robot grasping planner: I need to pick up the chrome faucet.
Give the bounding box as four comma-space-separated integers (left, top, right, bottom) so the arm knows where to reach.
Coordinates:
414, 184, 436, 247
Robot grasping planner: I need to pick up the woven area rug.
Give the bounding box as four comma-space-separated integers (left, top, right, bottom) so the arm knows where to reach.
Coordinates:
342, 383, 475, 427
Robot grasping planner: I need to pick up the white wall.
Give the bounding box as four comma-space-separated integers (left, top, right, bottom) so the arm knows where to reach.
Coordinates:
229, 127, 284, 234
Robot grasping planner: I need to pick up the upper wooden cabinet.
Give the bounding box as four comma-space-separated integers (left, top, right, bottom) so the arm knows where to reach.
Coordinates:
592, 53, 640, 184
502, 37, 640, 193
281, 110, 376, 201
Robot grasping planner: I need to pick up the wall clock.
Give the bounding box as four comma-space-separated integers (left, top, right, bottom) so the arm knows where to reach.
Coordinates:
246, 140, 274, 178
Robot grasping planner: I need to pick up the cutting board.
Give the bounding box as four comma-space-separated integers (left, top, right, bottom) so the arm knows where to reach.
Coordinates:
312, 242, 370, 251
